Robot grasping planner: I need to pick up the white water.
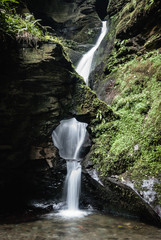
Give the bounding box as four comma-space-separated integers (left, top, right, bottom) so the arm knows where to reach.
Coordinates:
52, 118, 87, 160
52, 22, 107, 218
76, 21, 107, 85
52, 118, 88, 217
66, 161, 81, 210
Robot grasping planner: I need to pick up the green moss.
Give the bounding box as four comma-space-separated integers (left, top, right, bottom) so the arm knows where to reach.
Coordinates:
0, 0, 62, 47
145, 0, 155, 10
116, 0, 156, 37
105, 37, 137, 74
105, 0, 161, 74
91, 50, 161, 180
73, 81, 118, 124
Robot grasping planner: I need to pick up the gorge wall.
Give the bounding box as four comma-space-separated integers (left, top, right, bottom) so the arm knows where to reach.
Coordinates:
26, 0, 103, 43
85, 0, 161, 225
0, 0, 160, 226
0, 0, 112, 214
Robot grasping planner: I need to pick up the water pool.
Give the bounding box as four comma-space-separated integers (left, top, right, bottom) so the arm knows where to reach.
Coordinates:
0, 212, 160, 240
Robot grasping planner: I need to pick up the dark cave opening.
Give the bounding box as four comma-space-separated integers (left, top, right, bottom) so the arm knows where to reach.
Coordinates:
26, 0, 109, 32
95, 0, 109, 20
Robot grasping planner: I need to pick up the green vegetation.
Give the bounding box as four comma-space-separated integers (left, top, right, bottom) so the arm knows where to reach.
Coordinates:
105, 0, 161, 75
0, 0, 61, 46
93, 0, 161, 186
73, 81, 117, 121
91, 50, 161, 181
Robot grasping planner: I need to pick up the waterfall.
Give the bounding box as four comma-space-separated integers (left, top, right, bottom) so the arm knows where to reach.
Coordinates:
76, 21, 107, 85
52, 118, 88, 216
52, 118, 87, 161
66, 161, 81, 210
52, 21, 107, 217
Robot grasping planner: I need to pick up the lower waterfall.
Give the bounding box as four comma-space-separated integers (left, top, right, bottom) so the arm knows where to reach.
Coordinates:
52, 118, 88, 217
66, 161, 81, 210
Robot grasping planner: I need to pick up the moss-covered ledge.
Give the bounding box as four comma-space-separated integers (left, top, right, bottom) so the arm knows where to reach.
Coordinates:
72, 79, 119, 122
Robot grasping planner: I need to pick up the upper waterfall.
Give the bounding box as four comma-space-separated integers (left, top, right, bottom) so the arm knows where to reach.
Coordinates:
76, 21, 107, 85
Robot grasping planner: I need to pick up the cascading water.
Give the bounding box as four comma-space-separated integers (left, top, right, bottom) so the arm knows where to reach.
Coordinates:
76, 21, 107, 85
52, 118, 88, 161
52, 118, 88, 217
52, 21, 107, 217
66, 161, 81, 210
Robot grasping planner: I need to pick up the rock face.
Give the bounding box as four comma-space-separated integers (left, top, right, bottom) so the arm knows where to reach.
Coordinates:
0, 0, 160, 227
0, 34, 114, 213
84, 0, 161, 225
91, 0, 161, 94
26, 0, 102, 44
0, 43, 75, 165
0, 42, 77, 210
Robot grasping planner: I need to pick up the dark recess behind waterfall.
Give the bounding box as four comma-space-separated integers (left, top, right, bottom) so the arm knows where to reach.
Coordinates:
96, 0, 109, 20
26, 0, 109, 30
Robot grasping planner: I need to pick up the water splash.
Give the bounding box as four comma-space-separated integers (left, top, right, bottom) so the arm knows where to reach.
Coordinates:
76, 21, 107, 85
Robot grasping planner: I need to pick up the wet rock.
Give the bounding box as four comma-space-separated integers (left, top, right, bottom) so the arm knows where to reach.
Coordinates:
0, 41, 79, 209
82, 165, 161, 226
0, 29, 112, 213
86, 0, 161, 225
26, 0, 102, 44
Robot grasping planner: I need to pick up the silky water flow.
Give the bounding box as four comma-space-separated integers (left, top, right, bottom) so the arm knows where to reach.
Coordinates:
76, 21, 107, 85
52, 118, 88, 217
52, 21, 107, 217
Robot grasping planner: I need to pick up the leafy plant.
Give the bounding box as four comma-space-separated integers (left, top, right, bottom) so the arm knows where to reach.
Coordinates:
91, 50, 161, 179
0, 0, 60, 47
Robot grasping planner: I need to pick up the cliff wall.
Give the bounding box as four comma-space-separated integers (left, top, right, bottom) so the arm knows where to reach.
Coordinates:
86, 0, 161, 224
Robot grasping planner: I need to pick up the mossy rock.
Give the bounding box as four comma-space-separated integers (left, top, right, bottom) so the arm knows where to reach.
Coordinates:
87, 49, 161, 223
